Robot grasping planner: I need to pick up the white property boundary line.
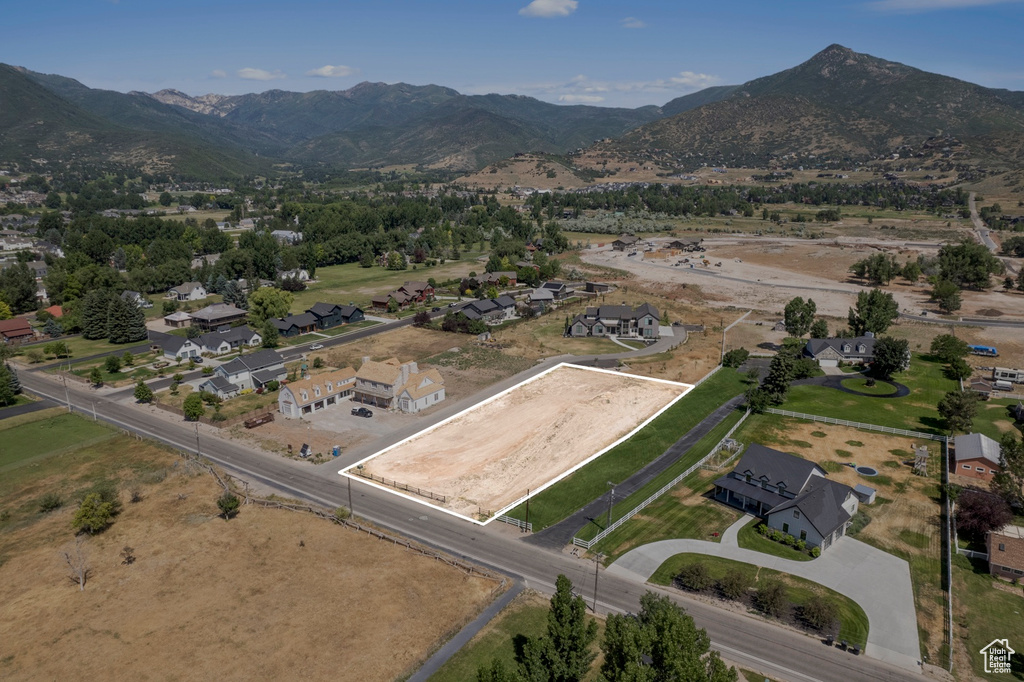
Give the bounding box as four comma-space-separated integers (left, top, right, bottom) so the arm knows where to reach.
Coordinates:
339, 362, 694, 526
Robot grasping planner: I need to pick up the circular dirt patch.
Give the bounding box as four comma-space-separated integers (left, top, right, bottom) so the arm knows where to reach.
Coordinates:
856, 466, 878, 476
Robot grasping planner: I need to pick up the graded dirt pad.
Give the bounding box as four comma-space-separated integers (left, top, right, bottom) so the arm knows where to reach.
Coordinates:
353, 365, 687, 519
0, 455, 498, 682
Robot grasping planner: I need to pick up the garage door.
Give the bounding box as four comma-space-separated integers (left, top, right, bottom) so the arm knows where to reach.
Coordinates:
819, 358, 838, 368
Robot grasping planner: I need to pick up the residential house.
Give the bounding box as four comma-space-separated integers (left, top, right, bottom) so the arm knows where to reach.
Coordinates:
215, 349, 286, 391
121, 290, 153, 309
987, 525, 1024, 580
516, 260, 539, 272
237, 218, 257, 230
568, 303, 660, 340
0, 318, 34, 344
398, 281, 434, 303
306, 302, 364, 329
612, 234, 639, 251
156, 334, 202, 361
713, 444, 859, 552
163, 311, 193, 328
189, 303, 248, 331
462, 294, 517, 324
198, 375, 241, 400
527, 288, 555, 311
27, 260, 47, 279
584, 282, 612, 294
539, 281, 571, 300
196, 325, 262, 355
278, 367, 357, 418
271, 230, 300, 244
168, 281, 207, 302
271, 312, 318, 338
43, 304, 63, 318
667, 238, 704, 252
952, 432, 1002, 481
480, 271, 518, 286
804, 333, 878, 368
353, 357, 445, 413
371, 290, 413, 310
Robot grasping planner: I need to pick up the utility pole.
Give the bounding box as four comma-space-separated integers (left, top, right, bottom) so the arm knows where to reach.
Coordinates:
592, 552, 604, 613
606, 481, 615, 529
720, 316, 726, 362
61, 368, 71, 413
195, 422, 201, 457
91, 401, 97, 422
524, 488, 530, 532
347, 475, 354, 517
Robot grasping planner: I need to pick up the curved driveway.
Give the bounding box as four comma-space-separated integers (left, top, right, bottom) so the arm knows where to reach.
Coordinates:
607, 515, 921, 672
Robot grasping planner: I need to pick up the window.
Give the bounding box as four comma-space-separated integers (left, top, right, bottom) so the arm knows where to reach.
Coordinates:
794, 511, 801, 519
745, 473, 752, 483
976, 467, 985, 472
962, 464, 971, 469
800, 530, 807, 541
782, 523, 789, 533
999, 543, 1006, 552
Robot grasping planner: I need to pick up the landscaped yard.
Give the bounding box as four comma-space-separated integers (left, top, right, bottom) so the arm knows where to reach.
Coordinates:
783, 353, 957, 435
505, 368, 749, 531
736, 517, 814, 561
649, 553, 869, 646
839, 377, 900, 396
971, 397, 1024, 441
156, 384, 282, 420
20, 333, 151, 364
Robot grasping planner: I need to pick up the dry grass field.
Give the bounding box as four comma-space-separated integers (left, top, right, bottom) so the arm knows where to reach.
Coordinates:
350, 365, 687, 520
0, 427, 501, 682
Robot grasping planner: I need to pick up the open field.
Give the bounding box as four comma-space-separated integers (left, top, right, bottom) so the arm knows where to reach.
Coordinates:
649, 553, 870, 646
0, 414, 501, 681
285, 253, 487, 313
730, 414, 946, 665
952, 555, 1024, 680
348, 364, 689, 521
506, 368, 749, 531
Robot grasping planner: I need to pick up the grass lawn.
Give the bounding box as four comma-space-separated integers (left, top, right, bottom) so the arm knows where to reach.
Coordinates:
649, 554, 869, 646
505, 369, 749, 531
971, 398, 1024, 441
428, 592, 605, 682
287, 253, 487, 313
24, 334, 150, 363
953, 555, 1024, 680
529, 313, 625, 355
783, 353, 956, 435
578, 410, 745, 547
289, 320, 380, 346
839, 377, 900, 396
736, 518, 815, 561
0, 412, 116, 473
0, 394, 35, 411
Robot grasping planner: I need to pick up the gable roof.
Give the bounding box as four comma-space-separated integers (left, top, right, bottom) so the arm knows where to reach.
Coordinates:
307, 302, 341, 318
530, 288, 555, 301
398, 369, 445, 400
0, 318, 33, 336
954, 432, 1002, 466
769, 477, 855, 539
197, 325, 259, 349
190, 303, 246, 322
805, 336, 876, 358
495, 294, 517, 308
219, 349, 284, 375
158, 334, 196, 354
732, 444, 826, 489
200, 375, 238, 393
283, 367, 357, 407
170, 281, 204, 294
272, 312, 317, 330
613, 234, 639, 245
356, 358, 403, 385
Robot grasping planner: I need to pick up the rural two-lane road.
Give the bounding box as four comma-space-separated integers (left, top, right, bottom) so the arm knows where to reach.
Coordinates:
19, 369, 926, 682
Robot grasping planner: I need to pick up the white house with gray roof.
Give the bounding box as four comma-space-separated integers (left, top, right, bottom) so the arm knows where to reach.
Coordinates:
568, 303, 660, 340
214, 349, 286, 391
714, 444, 859, 552
804, 333, 877, 367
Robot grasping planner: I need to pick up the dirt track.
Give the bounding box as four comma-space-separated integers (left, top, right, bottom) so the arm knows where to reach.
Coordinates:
357, 365, 686, 519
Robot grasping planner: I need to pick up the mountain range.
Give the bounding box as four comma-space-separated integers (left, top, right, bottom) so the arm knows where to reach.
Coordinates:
2, 44, 1023, 179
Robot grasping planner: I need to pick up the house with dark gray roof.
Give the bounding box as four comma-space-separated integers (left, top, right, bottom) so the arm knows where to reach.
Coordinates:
198, 375, 241, 400
153, 333, 202, 360
215, 349, 286, 390
271, 312, 318, 337
713, 444, 859, 552
804, 333, 877, 367
568, 303, 659, 340
462, 294, 518, 324
612, 234, 639, 251
306, 302, 364, 329
196, 325, 262, 355
189, 303, 248, 331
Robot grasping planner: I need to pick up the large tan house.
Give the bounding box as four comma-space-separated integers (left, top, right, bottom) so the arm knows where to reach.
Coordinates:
353, 358, 445, 413
278, 367, 357, 418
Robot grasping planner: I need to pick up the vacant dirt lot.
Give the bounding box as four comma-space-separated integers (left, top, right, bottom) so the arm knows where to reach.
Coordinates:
353, 365, 687, 519
0, 449, 500, 681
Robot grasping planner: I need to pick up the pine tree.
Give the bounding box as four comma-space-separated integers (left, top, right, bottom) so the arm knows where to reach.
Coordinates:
81, 290, 112, 340
0, 365, 14, 406
106, 296, 131, 344
44, 318, 63, 338
6, 363, 21, 394
125, 300, 147, 343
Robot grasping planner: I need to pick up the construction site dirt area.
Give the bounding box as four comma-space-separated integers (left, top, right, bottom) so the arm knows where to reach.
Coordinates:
0, 450, 500, 682
348, 364, 689, 521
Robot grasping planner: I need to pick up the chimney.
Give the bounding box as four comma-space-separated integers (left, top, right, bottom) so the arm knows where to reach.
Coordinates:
864, 331, 874, 339
361, 356, 370, 365
399, 362, 410, 388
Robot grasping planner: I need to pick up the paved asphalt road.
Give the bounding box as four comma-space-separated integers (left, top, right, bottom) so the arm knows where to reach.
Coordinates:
21, 370, 925, 681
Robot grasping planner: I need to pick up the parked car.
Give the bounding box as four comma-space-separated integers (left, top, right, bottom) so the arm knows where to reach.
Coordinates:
309, 343, 324, 350
193, 356, 203, 363
448, 302, 457, 308
351, 407, 373, 418
431, 306, 440, 312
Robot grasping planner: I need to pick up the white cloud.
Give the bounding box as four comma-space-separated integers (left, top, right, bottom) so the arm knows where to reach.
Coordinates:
559, 94, 605, 103
620, 16, 646, 28
669, 71, 719, 89
519, 0, 578, 18
210, 70, 227, 79
867, 0, 1022, 11
306, 64, 359, 78
237, 67, 286, 81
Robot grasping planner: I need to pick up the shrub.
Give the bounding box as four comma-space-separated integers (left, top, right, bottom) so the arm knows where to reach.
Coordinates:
38, 492, 63, 513
216, 492, 241, 520
718, 570, 752, 600
334, 507, 351, 522
783, 534, 796, 547
72, 492, 116, 534
801, 595, 838, 631
771, 530, 784, 542
811, 547, 821, 558
756, 523, 769, 536
104, 355, 122, 374
210, 412, 227, 422
201, 367, 214, 376
312, 357, 324, 369
722, 348, 750, 368
265, 380, 280, 392
676, 562, 714, 592
756, 579, 788, 618
796, 539, 806, 551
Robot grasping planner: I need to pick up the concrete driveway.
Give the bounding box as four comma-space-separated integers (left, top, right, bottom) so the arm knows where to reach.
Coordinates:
606, 515, 921, 672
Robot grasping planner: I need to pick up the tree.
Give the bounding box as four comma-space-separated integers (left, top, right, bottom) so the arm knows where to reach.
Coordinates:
947, 358, 973, 381
760, 352, 795, 404
222, 279, 249, 310
809, 319, 829, 339
677, 562, 714, 591
871, 336, 909, 379
901, 260, 922, 284
718, 570, 752, 601
801, 595, 839, 632
81, 290, 114, 340
61, 536, 90, 591
386, 251, 407, 270
0, 262, 37, 313
183, 393, 205, 421
956, 490, 1012, 542
931, 280, 962, 313
247, 287, 293, 325
104, 354, 122, 374
848, 289, 898, 336
938, 240, 1002, 289
722, 348, 749, 368
159, 191, 173, 207
755, 579, 787, 618
72, 492, 116, 534
0, 365, 14, 406
5, 362, 20, 395
992, 433, 1024, 508
0, 300, 11, 320
217, 492, 241, 520
601, 591, 736, 682
44, 317, 62, 338
413, 311, 431, 327
930, 334, 969, 364
89, 366, 103, 386
849, 253, 899, 285
477, 659, 520, 682
260, 320, 279, 348
938, 389, 979, 434
533, 574, 598, 682
133, 379, 153, 403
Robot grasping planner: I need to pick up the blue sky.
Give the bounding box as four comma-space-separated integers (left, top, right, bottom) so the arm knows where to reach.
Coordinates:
4, 0, 1023, 108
